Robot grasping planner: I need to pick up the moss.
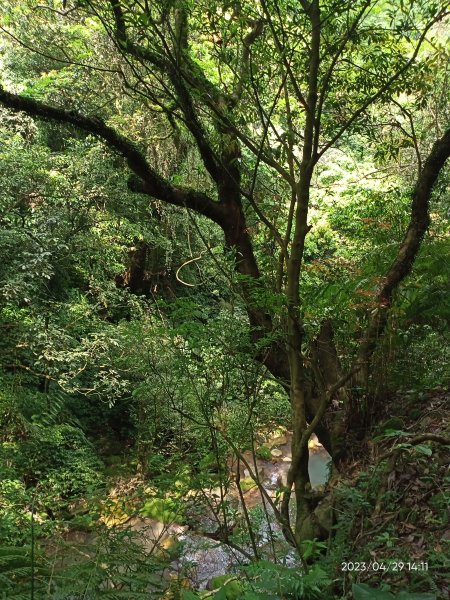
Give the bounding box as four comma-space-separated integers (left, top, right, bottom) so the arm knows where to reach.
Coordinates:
141, 497, 184, 523
256, 445, 272, 460
239, 477, 256, 492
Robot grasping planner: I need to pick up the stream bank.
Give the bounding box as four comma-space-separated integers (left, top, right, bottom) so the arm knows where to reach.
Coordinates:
51, 434, 331, 591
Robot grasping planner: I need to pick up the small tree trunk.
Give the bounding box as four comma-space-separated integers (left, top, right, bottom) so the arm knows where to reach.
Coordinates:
281, 0, 322, 544
310, 319, 349, 464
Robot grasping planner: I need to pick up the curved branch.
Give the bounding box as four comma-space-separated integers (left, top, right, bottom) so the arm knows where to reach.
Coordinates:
0, 85, 225, 225
107, 0, 222, 183
356, 126, 450, 379
175, 255, 204, 287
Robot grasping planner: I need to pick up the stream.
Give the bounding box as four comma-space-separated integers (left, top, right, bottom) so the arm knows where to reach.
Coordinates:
55, 435, 331, 591
177, 434, 331, 587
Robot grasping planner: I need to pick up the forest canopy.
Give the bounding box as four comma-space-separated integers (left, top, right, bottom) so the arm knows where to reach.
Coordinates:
0, 0, 449, 598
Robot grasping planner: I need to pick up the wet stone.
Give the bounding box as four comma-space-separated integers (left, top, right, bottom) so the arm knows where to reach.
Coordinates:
263, 472, 282, 490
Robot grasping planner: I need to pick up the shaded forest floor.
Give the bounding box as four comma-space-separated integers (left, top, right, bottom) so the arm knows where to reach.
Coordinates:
332, 388, 450, 599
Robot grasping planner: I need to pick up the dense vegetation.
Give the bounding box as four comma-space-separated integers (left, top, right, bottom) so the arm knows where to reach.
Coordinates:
0, 0, 449, 598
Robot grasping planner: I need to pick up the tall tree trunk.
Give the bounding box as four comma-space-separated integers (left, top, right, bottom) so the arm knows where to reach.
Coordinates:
282, 0, 321, 544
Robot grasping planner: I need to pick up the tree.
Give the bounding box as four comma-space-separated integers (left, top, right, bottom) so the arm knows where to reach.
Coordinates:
1, 0, 449, 545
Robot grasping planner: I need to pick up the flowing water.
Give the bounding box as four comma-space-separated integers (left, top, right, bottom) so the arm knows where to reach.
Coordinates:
54, 435, 331, 590
140, 434, 331, 588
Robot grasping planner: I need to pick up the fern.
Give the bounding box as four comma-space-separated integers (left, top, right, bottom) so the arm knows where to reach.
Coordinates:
0, 545, 49, 598
16, 528, 171, 599
31, 389, 66, 428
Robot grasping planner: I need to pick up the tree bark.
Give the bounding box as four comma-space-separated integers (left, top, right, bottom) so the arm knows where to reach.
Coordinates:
356, 127, 450, 385
3, 18, 448, 549
281, 0, 322, 544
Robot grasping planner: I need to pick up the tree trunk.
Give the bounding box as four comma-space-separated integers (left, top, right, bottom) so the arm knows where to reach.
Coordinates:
356, 128, 450, 385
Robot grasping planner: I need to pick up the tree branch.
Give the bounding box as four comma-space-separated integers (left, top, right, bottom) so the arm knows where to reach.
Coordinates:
377, 433, 450, 462
0, 25, 119, 74
0, 85, 225, 225
259, 0, 309, 111
356, 126, 450, 379
230, 19, 264, 104
391, 98, 423, 174
107, 0, 223, 184
317, 9, 450, 161
313, 0, 373, 157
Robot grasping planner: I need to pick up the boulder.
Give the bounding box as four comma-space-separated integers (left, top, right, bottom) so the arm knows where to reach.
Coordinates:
270, 448, 283, 458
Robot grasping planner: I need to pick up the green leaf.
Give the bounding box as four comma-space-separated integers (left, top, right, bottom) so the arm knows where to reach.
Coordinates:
181, 591, 201, 600
352, 583, 394, 600
414, 445, 432, 456
214, 588, 228, 600
396, 594, 436, 600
